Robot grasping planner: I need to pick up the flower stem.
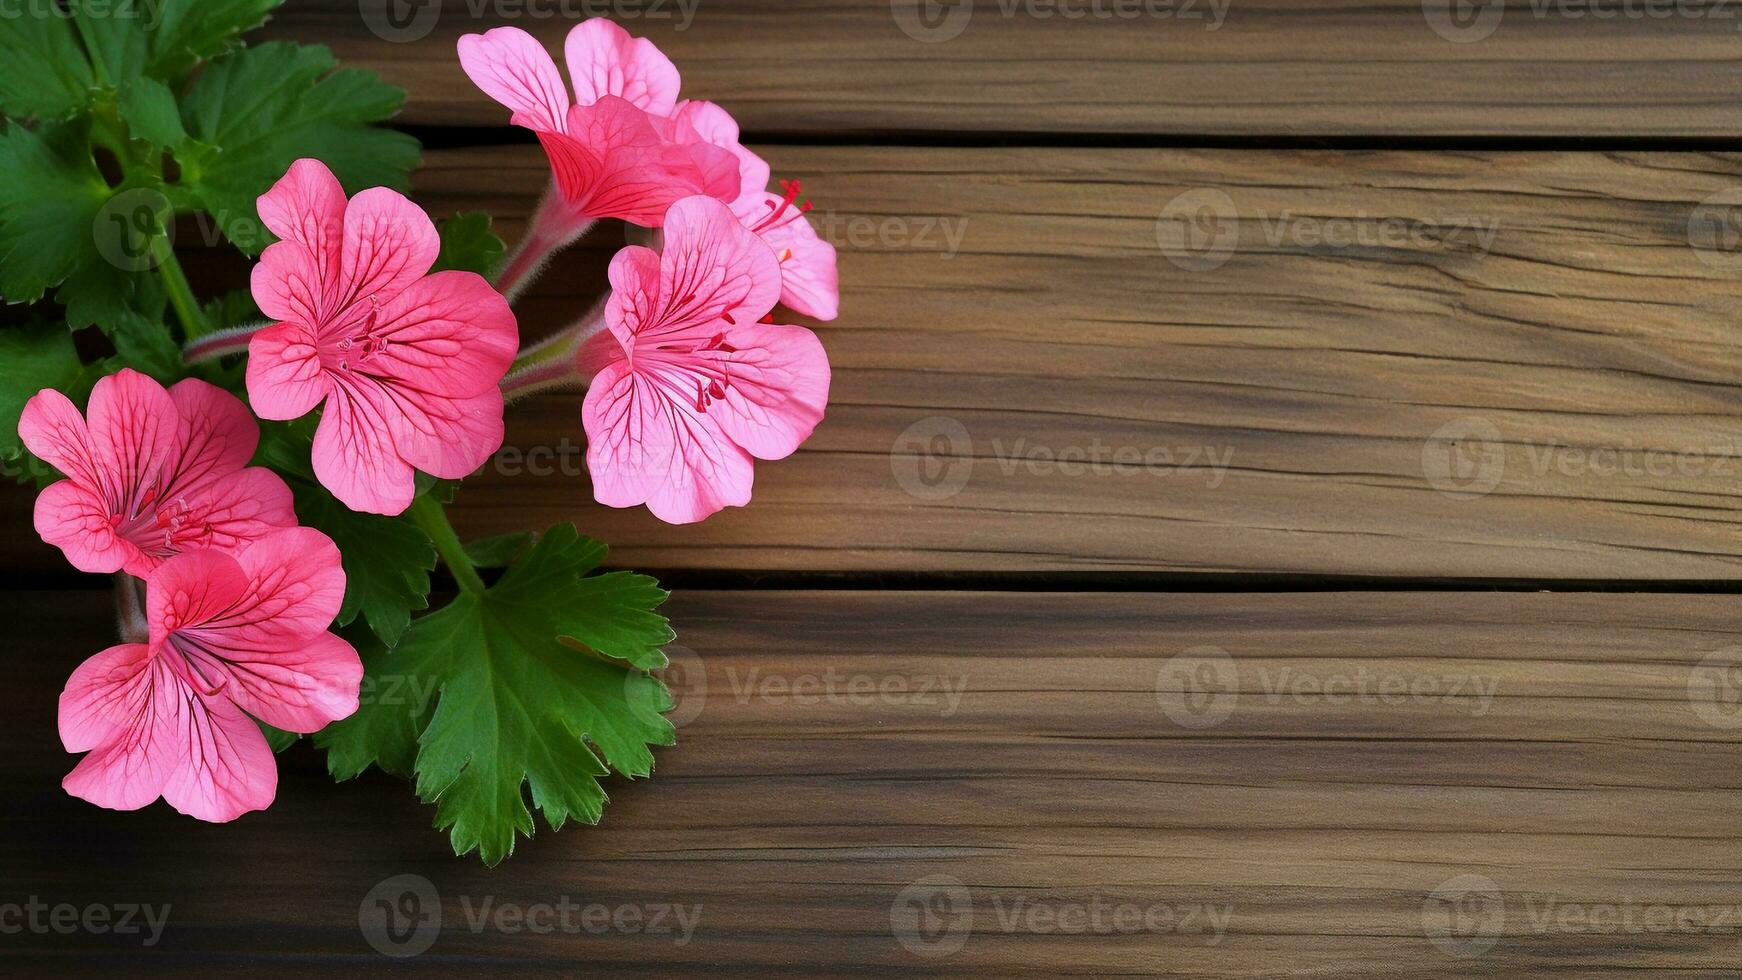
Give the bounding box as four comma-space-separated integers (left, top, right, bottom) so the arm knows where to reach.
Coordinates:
183, 320, 268, 365
113, 574, 148, 644
408, 494, 487, 596
153, 240, 211, 341
494, 185, 595, 304
500, 354, 585, 404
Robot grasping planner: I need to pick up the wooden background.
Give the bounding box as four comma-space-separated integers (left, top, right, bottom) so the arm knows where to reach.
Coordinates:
6, 1, 1742, 975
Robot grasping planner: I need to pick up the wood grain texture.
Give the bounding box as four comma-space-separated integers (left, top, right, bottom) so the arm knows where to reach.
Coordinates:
395, 144, 1742, 579
4, 589, 1741, 976
11, 145, 1742, 579
261, 0, 1742, 137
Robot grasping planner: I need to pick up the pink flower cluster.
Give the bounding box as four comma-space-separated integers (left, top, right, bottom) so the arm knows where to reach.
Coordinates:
461, 20, 839, 522
23, 19, 838, 821
22, 371, 361, 821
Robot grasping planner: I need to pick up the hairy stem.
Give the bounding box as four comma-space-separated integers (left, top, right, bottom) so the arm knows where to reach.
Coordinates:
183, 320, 268, 365
509, 293, 608, 374
493, 186, 595, 304
500, 355, 586, 404
408, 493, 487, 596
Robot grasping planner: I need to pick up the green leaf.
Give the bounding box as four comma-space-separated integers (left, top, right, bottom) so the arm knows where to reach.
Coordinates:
434, 212, 505, 278
178, 41, 420, 256
72, 0, 282, 84
0, 122, 110, 303
464, 532, 533, 568
0, 321, 101, 473
318, 626, 421, 780
293, 479, 435, 648
317, 525, 677, 864
258, 720, 299, 753
0, 14, 95, 120
116, 76, 185, 147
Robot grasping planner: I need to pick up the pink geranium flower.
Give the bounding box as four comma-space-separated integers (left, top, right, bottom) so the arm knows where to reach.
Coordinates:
19, 368, 297, 577
580, 195, 830, 523
59, 527, 360, 822
245, 158, 518, 516
666, 101, 839, 321
458, 21, 741, 295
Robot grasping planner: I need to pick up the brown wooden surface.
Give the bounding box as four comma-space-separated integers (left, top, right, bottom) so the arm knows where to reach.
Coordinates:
20, 145, 1742, 579
428, 144, 1742, 579
7, 4, 1742, 978
263, 0, 1742, 137
7, 590, 1742, 976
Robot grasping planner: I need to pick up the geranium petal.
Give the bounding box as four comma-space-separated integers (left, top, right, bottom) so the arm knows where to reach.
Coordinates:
61, 649, 185, 813
386, 384, 506, 481
159, 693, 276, 822
219, 630, 361, 735
165, 379, 261, 496
246, 322, 330, 421
746, 196, 840, 321
368, 270, 518, 397
338, 187, 440, 312
168, 467, 299, 558
457, 26, 571, 133
705, 321, 832, 461
146, 547, 253, 649
564, 17, 680, 115
604, 244, 664, 348
681, 100, 770, 212
310, 380, 418, 515
653, 196, 782, 336
18, 387, 101, 488
34, 479, 135, 574
254, 158, 344, 319
583, 360, 754, 524
85, 369, 178, 509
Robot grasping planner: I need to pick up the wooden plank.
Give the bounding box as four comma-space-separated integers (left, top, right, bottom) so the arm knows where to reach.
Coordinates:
9, 145, 1742, 579
261, 0, 1742, 137
402, 144, 1742, 578
5, 589, 1742, 976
